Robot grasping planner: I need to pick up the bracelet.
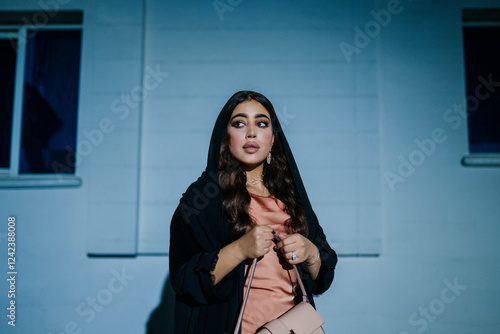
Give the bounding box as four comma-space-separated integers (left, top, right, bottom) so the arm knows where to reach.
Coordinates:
304, 251, 320, 267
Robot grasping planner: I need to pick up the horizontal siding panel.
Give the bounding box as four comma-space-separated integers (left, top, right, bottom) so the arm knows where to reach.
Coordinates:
146, 63, 354, 97
147, 0, 354, 29
148, 29, 353, 63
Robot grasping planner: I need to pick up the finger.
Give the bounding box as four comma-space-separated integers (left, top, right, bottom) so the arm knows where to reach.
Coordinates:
281, 234, 300, 246
258, 225, 274, 233
287, 251, 299, 263
263, 233, 274, 242
281, 244, 301, 254
260, 247, 271, 256
263, 239, 274, 248
258, 233, 274, 244
258, 226, 274, 238
251, 227, 272, 239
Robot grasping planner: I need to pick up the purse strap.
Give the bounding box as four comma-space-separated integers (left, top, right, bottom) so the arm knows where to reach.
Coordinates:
233, 258, 308, 334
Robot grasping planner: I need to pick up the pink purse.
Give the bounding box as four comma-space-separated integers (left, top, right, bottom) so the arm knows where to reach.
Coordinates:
234, 258, 325, 334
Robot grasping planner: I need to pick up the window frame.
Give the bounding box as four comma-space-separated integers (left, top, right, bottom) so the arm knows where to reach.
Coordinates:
0, 22, 83, 188
461, 9, 500, 167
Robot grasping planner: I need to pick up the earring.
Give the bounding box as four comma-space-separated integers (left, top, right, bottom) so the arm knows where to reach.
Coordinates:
266, 151, 272, 164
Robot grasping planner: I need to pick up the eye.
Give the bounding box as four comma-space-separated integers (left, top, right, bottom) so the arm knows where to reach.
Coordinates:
257, 121, 269, 128
231, 120, 245, 128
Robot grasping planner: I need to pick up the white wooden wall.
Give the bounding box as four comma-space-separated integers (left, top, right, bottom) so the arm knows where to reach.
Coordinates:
138, 0, 383, 255
1, 1, 499, 333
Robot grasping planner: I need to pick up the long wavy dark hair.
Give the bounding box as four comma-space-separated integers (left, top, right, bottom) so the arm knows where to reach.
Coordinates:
218, 91, 309, 240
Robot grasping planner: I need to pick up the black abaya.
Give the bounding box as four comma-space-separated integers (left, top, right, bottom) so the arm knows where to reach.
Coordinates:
169, 91, 337, 334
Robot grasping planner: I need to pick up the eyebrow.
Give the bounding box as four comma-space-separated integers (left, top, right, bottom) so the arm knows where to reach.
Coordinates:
230, 113, 271, 121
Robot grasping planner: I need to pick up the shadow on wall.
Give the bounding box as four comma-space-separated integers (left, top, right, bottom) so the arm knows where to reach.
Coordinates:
146, 275, 175, 334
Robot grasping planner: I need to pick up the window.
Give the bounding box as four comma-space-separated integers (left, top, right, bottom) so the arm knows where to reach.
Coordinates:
0, 11, 83, 182
461, 9, 500, 166
0, 37, 16, 169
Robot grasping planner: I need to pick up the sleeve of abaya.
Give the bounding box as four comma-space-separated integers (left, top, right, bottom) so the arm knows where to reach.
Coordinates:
169, 206, 237, 305
306, 215, 338, 295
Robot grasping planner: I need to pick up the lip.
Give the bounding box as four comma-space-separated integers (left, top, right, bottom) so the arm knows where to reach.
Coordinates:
243, 141, 260, 153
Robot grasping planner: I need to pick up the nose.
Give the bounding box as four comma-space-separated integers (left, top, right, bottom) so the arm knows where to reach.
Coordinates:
246, 124, 256, 138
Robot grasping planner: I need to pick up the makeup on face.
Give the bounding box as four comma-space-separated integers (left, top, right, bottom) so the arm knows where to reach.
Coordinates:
226, 100, 274, 168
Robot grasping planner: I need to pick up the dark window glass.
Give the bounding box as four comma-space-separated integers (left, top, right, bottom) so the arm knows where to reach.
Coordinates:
462, 26, 500, 153
19, 30, 81, 174
0, 38, 17, 168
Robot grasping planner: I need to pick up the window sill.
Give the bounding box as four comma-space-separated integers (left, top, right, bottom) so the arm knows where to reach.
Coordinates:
0, 175, 82, 189
461, 154, 500, 167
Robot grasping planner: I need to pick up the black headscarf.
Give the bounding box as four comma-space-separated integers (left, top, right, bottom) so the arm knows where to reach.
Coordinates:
169, 91, 337, 334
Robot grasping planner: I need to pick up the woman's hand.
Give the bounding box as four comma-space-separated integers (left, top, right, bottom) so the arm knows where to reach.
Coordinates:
237, 225, 274, 260
211, 225, 273, 285
275, 233, 319, 266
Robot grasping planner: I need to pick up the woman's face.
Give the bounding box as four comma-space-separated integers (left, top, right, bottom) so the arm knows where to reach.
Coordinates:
227, 100, 274, 170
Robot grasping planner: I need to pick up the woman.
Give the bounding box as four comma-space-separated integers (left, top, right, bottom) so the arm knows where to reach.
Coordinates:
169, 91, 337, 333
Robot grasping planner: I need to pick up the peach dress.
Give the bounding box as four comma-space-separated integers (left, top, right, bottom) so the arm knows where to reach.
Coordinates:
241, 193, 297, 334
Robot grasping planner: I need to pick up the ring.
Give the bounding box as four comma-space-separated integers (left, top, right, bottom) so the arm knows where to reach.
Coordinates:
291, 252, 297, 261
